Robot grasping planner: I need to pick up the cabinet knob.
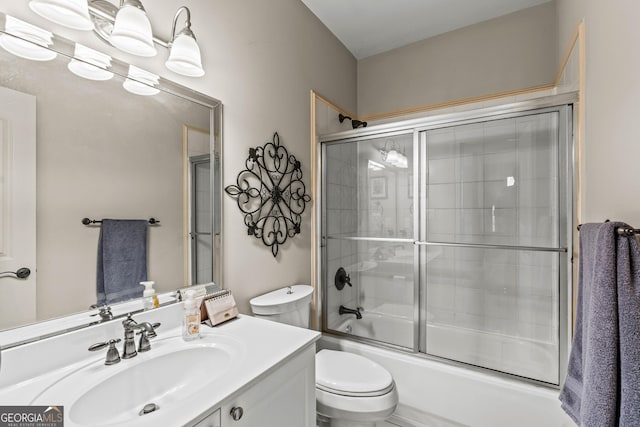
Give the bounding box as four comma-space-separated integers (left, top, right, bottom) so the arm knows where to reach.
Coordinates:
230, 406, 244, 421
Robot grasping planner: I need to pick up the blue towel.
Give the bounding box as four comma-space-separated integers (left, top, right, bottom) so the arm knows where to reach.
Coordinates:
96, 219, 148, 306
560, 221, 640, 426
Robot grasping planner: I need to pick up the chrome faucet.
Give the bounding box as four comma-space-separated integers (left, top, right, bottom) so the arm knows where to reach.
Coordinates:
90, 305, 113, 321
121, 314, 160, 359
339, 305, 362, 319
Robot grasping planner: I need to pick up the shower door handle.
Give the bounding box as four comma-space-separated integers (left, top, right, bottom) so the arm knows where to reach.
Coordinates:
189, 232, 212, 240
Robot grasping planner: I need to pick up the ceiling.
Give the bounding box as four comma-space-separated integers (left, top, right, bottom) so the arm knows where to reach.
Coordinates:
301, 0, 551, 59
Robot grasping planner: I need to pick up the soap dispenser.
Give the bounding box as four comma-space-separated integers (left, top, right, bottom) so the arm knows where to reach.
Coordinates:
182, 290, 200, 341
141, 281, 159, 310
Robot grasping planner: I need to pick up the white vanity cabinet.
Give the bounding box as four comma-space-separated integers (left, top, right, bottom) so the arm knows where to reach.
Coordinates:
193, 409, 221, 427
0, 311, 319, 427
192, 344, 316, 427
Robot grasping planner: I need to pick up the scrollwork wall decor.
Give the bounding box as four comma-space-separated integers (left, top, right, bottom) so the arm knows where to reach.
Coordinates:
225, 132, 311, 257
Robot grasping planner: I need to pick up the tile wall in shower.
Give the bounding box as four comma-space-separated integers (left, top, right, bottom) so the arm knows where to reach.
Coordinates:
424, 113, 561, 383
325, 142, 358, 329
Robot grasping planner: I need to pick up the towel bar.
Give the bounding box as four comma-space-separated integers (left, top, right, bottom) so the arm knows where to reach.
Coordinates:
616, 227, 639, 237
576, 223, 638, 237
82, 218, 160, 225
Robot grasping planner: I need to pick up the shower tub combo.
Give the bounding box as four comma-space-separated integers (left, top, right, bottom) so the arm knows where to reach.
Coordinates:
319, 95, 577, 426
321, 315, 571, 426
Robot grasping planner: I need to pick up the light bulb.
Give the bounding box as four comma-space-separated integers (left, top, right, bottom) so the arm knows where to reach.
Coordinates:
110, 1, 157, 57
67, 43, 114, 81
165, 32, 204, 77
0, 16, 56, 61
29, 0, 93, 31
386, 149, 400, 165
123, 65, 159, 96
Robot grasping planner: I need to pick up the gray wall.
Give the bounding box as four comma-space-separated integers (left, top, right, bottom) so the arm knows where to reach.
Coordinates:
357, 2, 558, 117
557, 0, 640, 227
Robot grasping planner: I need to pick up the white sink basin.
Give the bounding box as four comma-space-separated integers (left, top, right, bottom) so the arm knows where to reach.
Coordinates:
30, 334, 244, 426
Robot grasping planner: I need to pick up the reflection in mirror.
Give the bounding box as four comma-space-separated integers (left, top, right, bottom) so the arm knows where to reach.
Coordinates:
183, 126, 221, 286
0, 12, 222, 339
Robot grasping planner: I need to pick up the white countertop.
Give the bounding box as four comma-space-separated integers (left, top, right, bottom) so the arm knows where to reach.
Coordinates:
0, 308, 320, 426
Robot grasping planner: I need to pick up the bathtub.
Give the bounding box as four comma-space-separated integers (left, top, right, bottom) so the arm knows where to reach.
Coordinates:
333, 309, 414, 348
323, 315, 574, 427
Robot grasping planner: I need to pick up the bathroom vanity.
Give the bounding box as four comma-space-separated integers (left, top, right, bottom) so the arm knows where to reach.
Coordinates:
0, 305, 319, 427
193, 342, 316, 426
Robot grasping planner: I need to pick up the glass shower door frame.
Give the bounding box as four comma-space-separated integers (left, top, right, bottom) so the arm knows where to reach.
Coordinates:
416, 104, 573, 385
318, 93, 576, 387
320, 130, 421, 352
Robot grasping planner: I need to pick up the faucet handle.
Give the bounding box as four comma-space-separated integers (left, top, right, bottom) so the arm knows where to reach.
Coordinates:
335, 267, 353, 290
89, 338, 122, 365
137, 323, 160, 352
136, 322, 161, 338
90, 306, 113, 321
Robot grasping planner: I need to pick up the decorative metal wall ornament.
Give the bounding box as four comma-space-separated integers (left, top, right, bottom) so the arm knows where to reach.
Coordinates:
225, 132, 311, 257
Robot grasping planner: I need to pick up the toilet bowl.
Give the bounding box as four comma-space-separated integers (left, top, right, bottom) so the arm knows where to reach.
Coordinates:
250, 286, 399, 426
316, 349, 398, 426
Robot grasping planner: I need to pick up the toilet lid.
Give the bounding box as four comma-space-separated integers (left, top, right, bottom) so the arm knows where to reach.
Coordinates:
316, 350, 394, 397
249, 285, 313, 315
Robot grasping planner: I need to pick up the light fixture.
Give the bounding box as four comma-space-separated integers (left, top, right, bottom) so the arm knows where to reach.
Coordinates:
21, 1, 206, 76
165, 7, 204, 77
68, 43, 113, 80
28, 0, 93, 31
123, 64, 159, 96
380, 140, 408, 169
386, 149, 400, 164
0, 15, 57, 61
110, 0, 157, 57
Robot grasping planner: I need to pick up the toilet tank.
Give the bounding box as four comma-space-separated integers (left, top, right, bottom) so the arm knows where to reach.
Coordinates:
249, 285, 313, 328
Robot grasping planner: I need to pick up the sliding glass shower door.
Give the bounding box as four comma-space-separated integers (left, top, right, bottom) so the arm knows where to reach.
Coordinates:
419, 108, 570, 384
321, 100, 572, 385
323, 132, 416, 348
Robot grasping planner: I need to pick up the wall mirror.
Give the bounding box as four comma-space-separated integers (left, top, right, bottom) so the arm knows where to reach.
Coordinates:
0, 12, 222, 341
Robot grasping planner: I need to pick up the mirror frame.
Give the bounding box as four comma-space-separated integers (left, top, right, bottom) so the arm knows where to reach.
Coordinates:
0, 12, 223, 348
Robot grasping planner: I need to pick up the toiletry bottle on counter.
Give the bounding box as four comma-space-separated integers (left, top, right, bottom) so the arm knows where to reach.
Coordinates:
183, 290, 200, 341
141, 281, 159, 310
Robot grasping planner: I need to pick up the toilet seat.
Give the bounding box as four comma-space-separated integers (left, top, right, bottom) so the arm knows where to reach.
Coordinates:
316, 382, 395, 397
316, 385, 398, 422
316, 350, 394, 396
315, 350, 398, 422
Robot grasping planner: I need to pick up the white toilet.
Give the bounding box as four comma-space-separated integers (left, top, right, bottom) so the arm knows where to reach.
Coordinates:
250, 285, 398, 427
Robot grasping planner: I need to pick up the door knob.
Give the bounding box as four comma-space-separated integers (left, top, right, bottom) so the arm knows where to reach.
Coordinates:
0, 267, 31, 279
230, 406, 244, 421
